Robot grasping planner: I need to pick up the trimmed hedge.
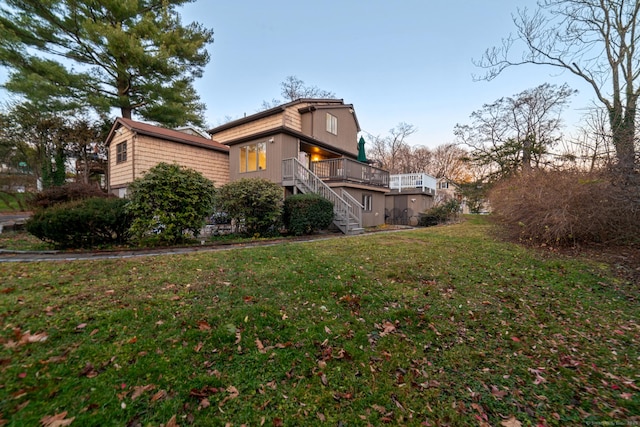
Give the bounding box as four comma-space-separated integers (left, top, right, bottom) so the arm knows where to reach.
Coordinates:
126, 163, 215, 244
283, 193, 334, 236
217, 178, 283, 236
418, 199, 461, 227
26, 197, 132, 249
28, 182, 109, 210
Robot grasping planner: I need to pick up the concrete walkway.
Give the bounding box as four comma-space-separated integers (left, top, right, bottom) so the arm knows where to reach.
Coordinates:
0, 212, 30, 233
0, 212, 414, 263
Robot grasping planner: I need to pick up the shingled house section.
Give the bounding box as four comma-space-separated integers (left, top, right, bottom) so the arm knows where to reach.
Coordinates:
105, 118, 230, 197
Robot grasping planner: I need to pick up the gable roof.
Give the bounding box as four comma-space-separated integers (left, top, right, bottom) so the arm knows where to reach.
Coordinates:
106, 118, 229, 153
208, 98, 360, 134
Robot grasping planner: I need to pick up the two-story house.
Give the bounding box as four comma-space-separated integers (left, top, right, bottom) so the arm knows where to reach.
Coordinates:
208, 98, 390, 233
105, 100, 391, 234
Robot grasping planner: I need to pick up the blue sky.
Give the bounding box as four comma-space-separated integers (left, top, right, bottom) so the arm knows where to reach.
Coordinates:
179, 0, 596, 148
0, 0, 597, 148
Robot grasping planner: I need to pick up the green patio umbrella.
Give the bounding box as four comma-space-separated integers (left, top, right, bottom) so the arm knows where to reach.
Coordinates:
357, 136, 368, 163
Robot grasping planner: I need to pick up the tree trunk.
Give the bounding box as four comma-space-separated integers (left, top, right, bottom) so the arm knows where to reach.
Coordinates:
121, 106, 132, 120
609, 105, 637, 175
521, 133, 533, 173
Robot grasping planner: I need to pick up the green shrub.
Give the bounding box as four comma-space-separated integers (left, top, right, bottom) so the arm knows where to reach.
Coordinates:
126, 163, 215, 244
283, 193, 334, 235
26, 197, 132, 249
28, 182, 109, 210
419, 199, 461, 226
217, 178, 283, 236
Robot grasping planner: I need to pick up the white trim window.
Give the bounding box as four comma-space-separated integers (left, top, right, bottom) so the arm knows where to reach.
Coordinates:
362, 194, 372, 212
240, 141, 267, 172
326, 113, 338, 135
116, 141, 127, 163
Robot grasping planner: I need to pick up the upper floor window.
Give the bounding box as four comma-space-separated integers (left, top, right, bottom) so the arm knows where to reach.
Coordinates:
326, 113, 338, 135
439, 181, 449, 189
116, 141, 127, 163
240, 141, 267, 172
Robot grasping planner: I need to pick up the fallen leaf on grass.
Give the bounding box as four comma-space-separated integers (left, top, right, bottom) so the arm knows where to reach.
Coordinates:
166, 415, 178, 427
150, 389, 167, 402
131, 384, 156, 401
372, 404, 388, 414
491, 385, 508, 399
256, 338, 266, 353
16, 400, 29, 412
40, 411, 75, 427
189, 386, 220, 398
500, 416, 522, 427
198, 398, 210, 410
379, 321, 397, 337
25, 332, 48, 343
320, 373, 328, 386
197, 320, 211, 331
218, 386, 239, 407
78, 363, 98, 378
333, 392, 353, 401
17, 330, 48, 345
274, 342, 292, 349
528, 368, 546, 385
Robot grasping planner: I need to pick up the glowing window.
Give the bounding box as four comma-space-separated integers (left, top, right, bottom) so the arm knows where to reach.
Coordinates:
240, 142, 267, 172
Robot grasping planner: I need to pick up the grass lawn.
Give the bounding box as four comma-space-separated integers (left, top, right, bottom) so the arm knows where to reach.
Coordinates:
0, 218, 638, 426
0, 193, 29, 213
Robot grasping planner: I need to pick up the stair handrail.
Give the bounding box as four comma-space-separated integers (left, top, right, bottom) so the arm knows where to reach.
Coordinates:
340, 189, 363, 228
283, 158, 362, 233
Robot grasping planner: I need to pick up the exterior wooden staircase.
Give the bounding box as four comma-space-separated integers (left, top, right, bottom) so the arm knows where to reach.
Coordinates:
282, 158, 364, 235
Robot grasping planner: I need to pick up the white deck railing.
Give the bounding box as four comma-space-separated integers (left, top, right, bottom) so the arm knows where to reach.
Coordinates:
389, 173, 437, 194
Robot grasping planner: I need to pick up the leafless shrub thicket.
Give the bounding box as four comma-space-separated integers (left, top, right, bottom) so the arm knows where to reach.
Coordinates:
489, 170, 640, 246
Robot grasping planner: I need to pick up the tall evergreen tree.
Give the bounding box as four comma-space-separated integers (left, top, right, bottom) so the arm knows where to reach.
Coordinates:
0, 0, 213, 127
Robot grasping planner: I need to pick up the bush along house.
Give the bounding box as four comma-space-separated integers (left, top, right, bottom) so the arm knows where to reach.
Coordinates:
208, 99, 390, 234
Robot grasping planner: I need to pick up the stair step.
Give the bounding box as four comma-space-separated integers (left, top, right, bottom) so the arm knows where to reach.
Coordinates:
289, 160, 362, 236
